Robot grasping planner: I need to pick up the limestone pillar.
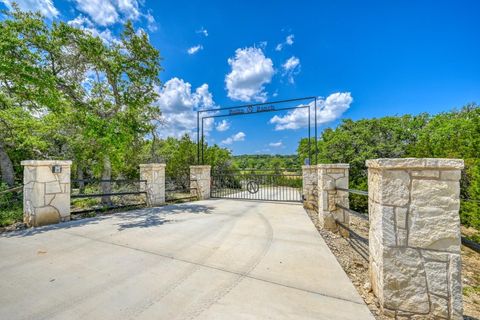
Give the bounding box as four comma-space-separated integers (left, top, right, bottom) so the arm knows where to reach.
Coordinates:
317, 164, 350, 237
302, 165, 318, 211
21, 160, 72, 227
190, 165, 211, 200
139, 163, 166, 206
367, 158, 464, 319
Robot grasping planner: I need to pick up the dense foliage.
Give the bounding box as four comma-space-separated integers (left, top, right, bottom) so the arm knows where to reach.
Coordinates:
298, 105, 480, 229
0, 183, 22, 226
233, 154, 300, 171
0, 8, 232, 187
144, 135, 232, 188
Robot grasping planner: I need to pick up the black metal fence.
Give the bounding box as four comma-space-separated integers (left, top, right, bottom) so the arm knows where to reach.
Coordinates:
334, 187, 480, 255
336, 187, 369, 221
334, 187, 370, 261
211, 169, 302, 202
70, 179, 147, 214
165, 174, 196, 203
0, 185, 23, 226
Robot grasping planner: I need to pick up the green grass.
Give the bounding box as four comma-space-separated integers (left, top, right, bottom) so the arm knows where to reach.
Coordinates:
0, 183, 23, 227
465, 232, 480, 244
0, 206, 23, 227
71, 197, 101, 209
463, 286, 480, 297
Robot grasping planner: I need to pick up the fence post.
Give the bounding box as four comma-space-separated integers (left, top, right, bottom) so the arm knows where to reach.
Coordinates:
139, 163, 166, 206
190, 165, 211, 200
367, 158, 464, 319
317, 164, 350, 237
21, 160, 72, 227
302, 165, 318, 211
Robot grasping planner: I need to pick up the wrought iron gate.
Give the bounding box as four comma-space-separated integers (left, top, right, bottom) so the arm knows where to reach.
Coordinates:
211, 169, 302, 202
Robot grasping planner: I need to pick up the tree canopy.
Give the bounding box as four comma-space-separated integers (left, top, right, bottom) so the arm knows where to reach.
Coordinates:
298, 104, 480, 229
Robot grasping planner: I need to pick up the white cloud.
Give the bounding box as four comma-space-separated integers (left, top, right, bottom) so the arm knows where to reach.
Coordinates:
75, 0, 118, 26
156, 78, 215, 138
269, 93, 353, 130
275, 34, 294, 51
258, 41, 267, 49
216, 120, 230, 132
74, 0, 142, 26
286, 34, 294, 45
225, 47, 274, 102
145, 12, 157, 32
221, 132, 246, 145
283, 56, 300, 71
115, 0, 139, 20
187, 45, 203, 55
282, 56, 301, 84
269, 141, 283, 147
196, 27, 208, 37
68, 15, 118, 44
1, 0, 58, 18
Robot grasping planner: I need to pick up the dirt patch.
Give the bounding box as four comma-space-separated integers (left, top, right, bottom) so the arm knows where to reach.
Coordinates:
305, 208, 480, 320
0, 221, 27, 233
462, 244, 480, 319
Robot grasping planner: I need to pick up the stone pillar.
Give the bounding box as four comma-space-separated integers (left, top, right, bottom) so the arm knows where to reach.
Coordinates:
21, 160, 72, 227
366, 158, 464, 319
139, 163, 166, 206
317, 164, 350, 237
190, 165, 211, 200
302, 165, 318, 211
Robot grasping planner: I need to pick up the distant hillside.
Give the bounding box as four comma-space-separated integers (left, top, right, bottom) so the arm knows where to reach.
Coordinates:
233, 154, 300, 170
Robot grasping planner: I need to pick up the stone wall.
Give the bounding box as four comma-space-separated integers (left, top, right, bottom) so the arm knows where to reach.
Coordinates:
21, 160, 72, 227
367, 158, 463, 319
302, 165, 318, 211
139, 163, 166, 206
190, 165, 211, 200
317, 164, 350, 237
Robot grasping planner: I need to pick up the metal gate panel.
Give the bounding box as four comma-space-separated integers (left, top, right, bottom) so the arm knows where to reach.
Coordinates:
211, 170, 302, 202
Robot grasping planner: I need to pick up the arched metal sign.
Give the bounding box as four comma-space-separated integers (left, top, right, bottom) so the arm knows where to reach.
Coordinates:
197, 96, 319, 165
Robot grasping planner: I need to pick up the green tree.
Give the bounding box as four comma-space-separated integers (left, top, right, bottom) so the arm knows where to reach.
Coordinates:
143, 134, 233, 188
297, 106, 480, 229
299, 114, 429, 186
0, 7, 72, 186
0, 7, 163, 199
62, 21, 162, 202
410, 104, 480, 228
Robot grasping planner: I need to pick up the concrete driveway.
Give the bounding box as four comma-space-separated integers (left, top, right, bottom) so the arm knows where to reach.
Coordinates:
0, 199, 374, 320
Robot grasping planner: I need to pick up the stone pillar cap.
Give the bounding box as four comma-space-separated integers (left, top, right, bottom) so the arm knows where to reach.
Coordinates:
190, 165, 211, 168
139, 163, 166, 168
21, 160, 72, 166
366, 158, 464, 169
317, 163, 350, 169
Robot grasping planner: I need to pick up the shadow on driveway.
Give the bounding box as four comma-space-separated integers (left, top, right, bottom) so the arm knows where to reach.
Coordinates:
1, 202, 216, 238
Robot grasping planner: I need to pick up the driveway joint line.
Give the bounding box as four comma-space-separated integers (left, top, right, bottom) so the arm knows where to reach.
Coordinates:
62, 230, 366, 306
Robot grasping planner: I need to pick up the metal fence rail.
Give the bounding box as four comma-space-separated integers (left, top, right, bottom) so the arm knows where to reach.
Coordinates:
71, 179, 147, 197
211, 170, 302, 202
336, 203, 369, 221
165, 174, 196, 203
336, 187, 368, 196
333, 186, 480, 254
0, 185, 24, 226
0, 186, 23, 195
70, 179, 147, 213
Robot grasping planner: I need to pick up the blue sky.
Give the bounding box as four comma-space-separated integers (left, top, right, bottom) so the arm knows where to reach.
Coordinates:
2, 0, 479, 155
